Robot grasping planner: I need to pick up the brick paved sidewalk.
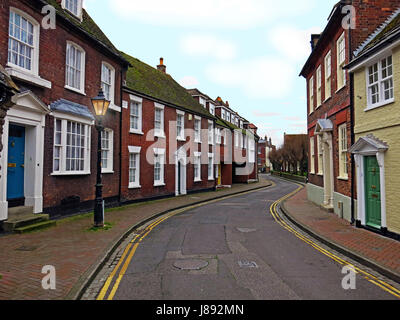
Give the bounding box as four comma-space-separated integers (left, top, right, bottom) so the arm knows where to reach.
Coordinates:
282, 188, 400, 281
0, 178, 271, 300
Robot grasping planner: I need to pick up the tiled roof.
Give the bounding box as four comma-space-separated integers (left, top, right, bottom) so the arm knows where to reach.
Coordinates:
122, 52, 215, 118
42, 0, 127, 64
354, 8, 400, 57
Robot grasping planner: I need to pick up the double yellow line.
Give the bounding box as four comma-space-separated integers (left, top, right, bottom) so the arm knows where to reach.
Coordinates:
97, 184, 273, 300
97, 214, 172, 300
269, 184, 400, 299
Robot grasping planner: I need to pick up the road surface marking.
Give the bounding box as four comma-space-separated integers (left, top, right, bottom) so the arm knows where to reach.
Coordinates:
269, 182, 400, 299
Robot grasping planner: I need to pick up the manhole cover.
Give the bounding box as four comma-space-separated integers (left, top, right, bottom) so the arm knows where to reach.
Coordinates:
238, 261, 258, 268
173, 259, 209, 271
237, 228, 257, 233
15, 245, 38, 252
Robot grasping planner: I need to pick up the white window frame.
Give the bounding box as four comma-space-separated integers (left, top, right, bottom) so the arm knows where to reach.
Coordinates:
194, 151, 202, 182
317, 135, 323, 175
336, 32, 346, 91
194, 116, 202, 143
310, 137, 315, 174
101, 62, 116, 105
101, 129, 113, 173
216, 128, 221, 144
249, 138, 255, 163
52, 115, 92, 176
208, 153, 214, 180
309, 75, 314, 114
7, 8, 40, 76
65, 41, 86, 95
338, 124, 348, 179
208, 120, 214, 145
199, 97, 206, 108
176, 110, 185, 141
365, 54, 394, 110
317, 65, 322, 108
154, 148, 166, 186
61, 0, 83, 20
221, 109, 226, 121
128, 146, 141, 189
324, 51, 332, 101
154, 103, 165, 138
129, 95, 143, 135
209, 103, 215, 115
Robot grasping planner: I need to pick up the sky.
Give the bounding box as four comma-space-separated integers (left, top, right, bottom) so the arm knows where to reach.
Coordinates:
84, 0, 338, 147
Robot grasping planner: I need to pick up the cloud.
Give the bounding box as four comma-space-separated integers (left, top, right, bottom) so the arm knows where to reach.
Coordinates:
284, 116, 303, 121
180, 34, 237, 60
253, 111, 282, 117
179, 76, 199, 88
268, 25, 321, 62
205, 56, 295, 99
110, 0, 317, 29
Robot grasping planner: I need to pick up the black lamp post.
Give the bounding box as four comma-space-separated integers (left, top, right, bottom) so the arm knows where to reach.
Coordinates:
91, 89, 110, 228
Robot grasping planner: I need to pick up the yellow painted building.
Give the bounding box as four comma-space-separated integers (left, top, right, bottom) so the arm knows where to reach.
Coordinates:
349, 10, 400, 237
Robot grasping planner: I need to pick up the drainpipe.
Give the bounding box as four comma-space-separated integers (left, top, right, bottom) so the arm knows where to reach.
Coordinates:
348, 28, 356, 225
118, 68, 124, 205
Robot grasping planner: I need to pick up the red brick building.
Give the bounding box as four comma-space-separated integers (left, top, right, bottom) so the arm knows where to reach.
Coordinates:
0, 0, 128, 220
119, 55, 216, 203
258, 139, 267, 172
300, 0, 397, 222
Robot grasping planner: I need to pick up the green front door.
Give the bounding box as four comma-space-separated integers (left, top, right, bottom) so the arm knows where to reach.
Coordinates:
364, 156, 381, 229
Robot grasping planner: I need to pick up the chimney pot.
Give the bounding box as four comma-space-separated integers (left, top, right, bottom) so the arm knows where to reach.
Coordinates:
157, 57, 166, 73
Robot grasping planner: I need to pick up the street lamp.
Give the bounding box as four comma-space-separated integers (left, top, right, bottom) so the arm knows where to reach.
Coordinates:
91, 88, 110, 228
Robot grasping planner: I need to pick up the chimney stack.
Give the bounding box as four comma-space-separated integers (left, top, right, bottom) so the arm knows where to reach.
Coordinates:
157, 57, 166, 73
310, 34, 321, 51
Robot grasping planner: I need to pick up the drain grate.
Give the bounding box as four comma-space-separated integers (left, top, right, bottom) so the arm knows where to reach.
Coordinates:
238, 260, 258, 269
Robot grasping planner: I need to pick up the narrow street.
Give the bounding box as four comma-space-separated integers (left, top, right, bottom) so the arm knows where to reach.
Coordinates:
91, 176, 398, 300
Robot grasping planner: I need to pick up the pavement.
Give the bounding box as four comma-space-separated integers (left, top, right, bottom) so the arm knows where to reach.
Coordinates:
0, 177, 272, 300
281, 182, 400, 284
84, 177, 398, 300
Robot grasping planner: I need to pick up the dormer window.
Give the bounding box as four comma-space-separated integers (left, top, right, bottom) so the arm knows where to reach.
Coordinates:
62, 0, 83, 19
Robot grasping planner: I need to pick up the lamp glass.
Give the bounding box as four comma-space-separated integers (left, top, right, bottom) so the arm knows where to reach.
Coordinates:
91, 89, 111, 117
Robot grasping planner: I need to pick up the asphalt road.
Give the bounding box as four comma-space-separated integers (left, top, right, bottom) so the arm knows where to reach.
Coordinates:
97, 177, 398, 300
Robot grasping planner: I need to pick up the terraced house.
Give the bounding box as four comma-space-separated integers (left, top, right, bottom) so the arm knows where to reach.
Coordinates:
120, 56, 217, 203
188, 90, 259, 187
347, 8, 400, 239
301, 0, 397, 222
0, 0, 128, 224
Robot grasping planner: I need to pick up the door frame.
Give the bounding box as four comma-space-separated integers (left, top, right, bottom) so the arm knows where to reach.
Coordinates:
0, 91, 49, 220
175, 147, 187, 196
351, 135, 388, 230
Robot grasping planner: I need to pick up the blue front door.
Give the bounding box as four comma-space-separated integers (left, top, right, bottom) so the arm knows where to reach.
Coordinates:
7, 124, 25, 200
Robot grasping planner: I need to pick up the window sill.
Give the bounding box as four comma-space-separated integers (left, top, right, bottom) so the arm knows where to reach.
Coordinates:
194, 140, 202, 144
155, 133, 166, 139
102, 170, 114, 174
335, 85, 346, 94
208, 178, 214, 181
130, 129, 144, 135
6, 66, 52, 89
177, 137, 186, 142
51, 171, 91, 176
364, 99, 394, 112
109, 104, 121, 112
337, 176, 349, 181
64, 85, 86, 96
317, 173, 324, 176
154, 182, 166, 187
323, 96, 332, 103
194, 179, 202, 183
129, 184, 141, 189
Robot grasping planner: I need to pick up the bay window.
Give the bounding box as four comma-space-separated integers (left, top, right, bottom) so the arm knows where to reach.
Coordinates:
53, 118, 91, 175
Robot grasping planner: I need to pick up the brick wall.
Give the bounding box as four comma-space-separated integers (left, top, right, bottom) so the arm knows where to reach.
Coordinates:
0, 0, 125, 213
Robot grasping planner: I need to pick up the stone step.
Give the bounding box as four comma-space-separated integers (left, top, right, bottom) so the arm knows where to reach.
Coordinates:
3, 214, 50, 232
14, 220, 57, 234
8, 206, 34, 219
